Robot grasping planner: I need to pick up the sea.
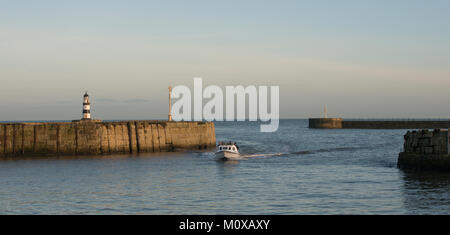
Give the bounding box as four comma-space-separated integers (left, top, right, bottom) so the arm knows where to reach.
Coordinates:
0, 119, 449, 214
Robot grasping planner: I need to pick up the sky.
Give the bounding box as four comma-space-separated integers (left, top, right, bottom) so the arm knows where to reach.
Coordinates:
1, 0, 450, 120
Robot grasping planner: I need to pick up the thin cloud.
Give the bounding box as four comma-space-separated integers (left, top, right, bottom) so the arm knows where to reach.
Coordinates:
124, 99, 149, 103
92, 98, 149, 103
96, 98, 117, 103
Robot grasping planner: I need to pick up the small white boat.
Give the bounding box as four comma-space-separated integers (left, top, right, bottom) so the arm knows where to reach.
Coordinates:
215, 142, 240, 160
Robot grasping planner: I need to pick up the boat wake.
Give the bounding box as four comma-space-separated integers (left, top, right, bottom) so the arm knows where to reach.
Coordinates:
195, 152, 285, 161
197, 145, 373, 161
239, 153, 286, 159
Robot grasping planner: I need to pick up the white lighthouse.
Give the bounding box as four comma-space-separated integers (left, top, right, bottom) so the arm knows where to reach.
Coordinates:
82, 92, 91, 120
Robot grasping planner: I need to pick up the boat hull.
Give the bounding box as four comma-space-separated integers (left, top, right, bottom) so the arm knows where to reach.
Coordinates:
215, 151, 241, 160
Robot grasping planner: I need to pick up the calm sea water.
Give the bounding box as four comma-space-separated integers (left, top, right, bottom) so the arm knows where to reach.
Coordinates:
0, 119, 449, 214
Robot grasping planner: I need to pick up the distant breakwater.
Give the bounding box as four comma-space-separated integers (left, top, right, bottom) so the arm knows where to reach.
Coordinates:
309, 118, 450, 129
0, 121, 216, 157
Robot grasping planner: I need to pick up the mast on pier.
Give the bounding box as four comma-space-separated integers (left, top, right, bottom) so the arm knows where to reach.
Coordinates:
168, 85, 173, 121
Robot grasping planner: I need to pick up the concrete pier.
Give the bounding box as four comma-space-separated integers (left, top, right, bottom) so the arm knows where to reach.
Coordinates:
308, 118, 343, 129
0, 121, 216, 157
398, 129, 450, 171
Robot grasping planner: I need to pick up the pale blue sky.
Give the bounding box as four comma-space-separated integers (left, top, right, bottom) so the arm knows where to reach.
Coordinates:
1, 0, 449, 120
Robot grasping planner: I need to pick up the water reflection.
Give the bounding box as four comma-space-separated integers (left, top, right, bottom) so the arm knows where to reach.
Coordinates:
0, 151, 188, 162
401, 171, 450, 214
215, 160, 239, 175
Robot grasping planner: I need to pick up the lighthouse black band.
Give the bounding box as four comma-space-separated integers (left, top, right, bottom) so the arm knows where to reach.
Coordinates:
83, 110, 90, 113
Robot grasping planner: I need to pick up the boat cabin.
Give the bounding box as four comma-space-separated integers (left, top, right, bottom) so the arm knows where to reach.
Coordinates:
217, 141, 239, 152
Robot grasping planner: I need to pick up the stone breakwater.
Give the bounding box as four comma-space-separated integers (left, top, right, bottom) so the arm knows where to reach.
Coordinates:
0, 121, 216, 157
398, 129, 450, 171
309, 118, 450, 129
308, 118, 343, 129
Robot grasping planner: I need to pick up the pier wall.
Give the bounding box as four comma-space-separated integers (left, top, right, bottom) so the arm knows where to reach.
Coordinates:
398, 129, 450, 171
309, 118, 450, 129
308, 118, 343, 129
0, 121, 216, 157
342, 120, 450, 129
